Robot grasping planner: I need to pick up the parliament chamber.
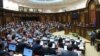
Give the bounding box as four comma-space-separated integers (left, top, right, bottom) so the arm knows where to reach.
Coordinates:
0, 0, 100, 56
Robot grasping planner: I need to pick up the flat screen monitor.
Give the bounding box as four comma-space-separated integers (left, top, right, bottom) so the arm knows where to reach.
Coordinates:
43, 40, 48, 44
50, 39, 54, 42
8, 43, 16, 51
23, 47, 33, 56
28, 38, 33, 43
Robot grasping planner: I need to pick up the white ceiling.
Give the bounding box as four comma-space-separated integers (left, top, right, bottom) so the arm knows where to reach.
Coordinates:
9, 0, 86, 8
8, 0, 88, 12
30, 0, 62, 4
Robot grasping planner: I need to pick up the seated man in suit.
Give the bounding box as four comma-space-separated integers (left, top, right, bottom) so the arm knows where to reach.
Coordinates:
73, 45, 82, 56
96, 30, 100, 39
0, 42, 6, 56
96, 30, 100, 51
63, 45, 78, 56
32, 38, 43, 56
56, 42, 65, 56
42, 42, 56, 55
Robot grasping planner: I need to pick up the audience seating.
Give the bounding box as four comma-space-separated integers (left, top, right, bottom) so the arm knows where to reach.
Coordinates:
0, 21, 85, 56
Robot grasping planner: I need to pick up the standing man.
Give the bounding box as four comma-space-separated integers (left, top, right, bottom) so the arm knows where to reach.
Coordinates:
90, 30, 96, 46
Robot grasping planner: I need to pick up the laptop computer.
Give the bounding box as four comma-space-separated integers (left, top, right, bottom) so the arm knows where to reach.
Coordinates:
8, 43, 16, 51
23, 47, 33, 56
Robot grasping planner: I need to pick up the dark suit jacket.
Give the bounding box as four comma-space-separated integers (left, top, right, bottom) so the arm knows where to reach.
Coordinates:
42, 47, 56, 55
62, 51, 78, 56
96, 32, 100, 39
0, 50, 6, 56
32, 44, 43, 55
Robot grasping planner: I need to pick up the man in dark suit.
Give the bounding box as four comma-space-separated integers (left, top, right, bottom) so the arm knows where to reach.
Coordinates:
32, 39, 43, 56
42, 42, 56, 55
96, 30, 100, 51
96, 31, 100, 39
90, 30, 96, 46
62, 45, 78, 56
0, 43, 6, 56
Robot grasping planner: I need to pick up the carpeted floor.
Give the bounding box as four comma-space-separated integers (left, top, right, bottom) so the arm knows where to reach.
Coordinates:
85, 43, 100, 56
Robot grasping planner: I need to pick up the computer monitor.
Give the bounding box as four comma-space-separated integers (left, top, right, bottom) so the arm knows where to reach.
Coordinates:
28, 38, 33, 43
8, 43, 16, 51
43, 40, 48, 44
23, 47, 33, 56
50, 38, 54, 42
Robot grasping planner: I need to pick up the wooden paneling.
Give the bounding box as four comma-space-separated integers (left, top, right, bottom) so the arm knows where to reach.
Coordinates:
96, 5, 100, 28
0, 0, 100, 40
0, 17, 2, 25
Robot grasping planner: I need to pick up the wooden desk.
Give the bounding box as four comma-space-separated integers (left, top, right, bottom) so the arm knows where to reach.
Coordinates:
49, 28, 56, 33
